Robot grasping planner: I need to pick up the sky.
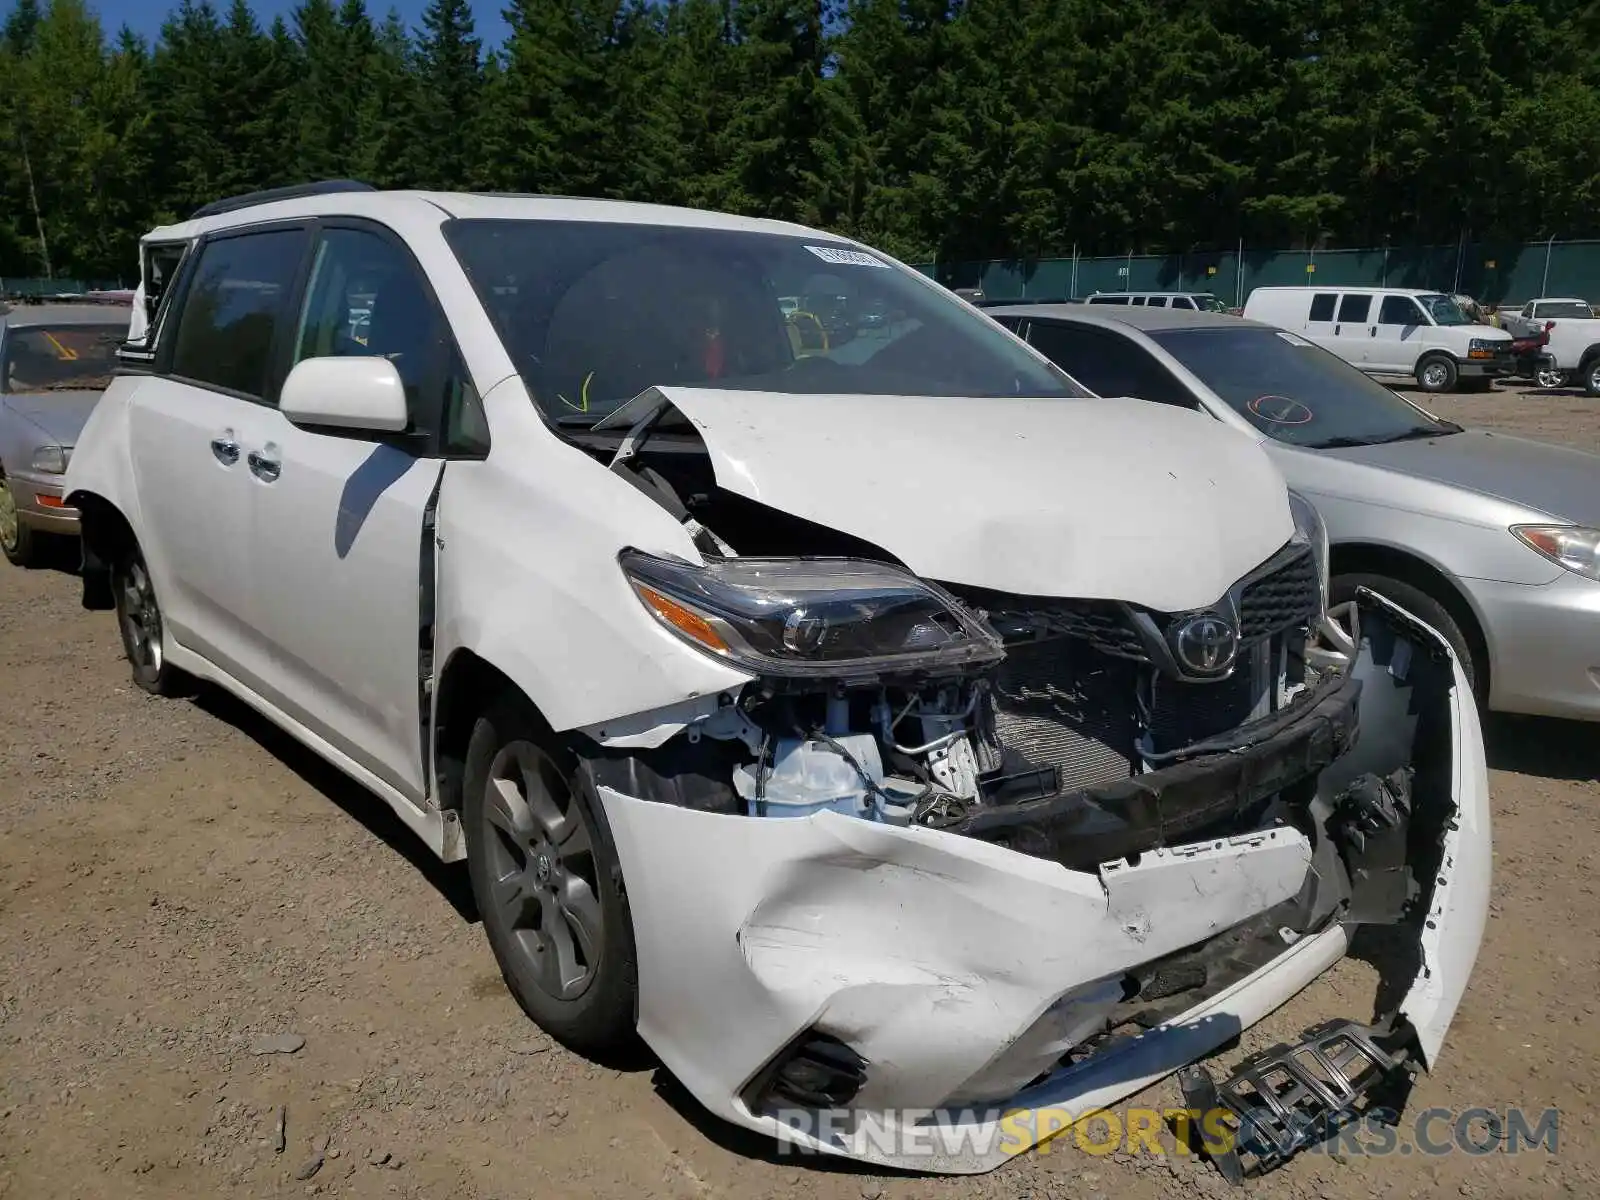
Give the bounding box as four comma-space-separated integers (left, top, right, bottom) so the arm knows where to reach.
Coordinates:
79, 0, 514, 47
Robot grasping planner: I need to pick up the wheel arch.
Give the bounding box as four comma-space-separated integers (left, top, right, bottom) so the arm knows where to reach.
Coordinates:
432, 647, 563, 814
1328, 540, 1492, 693
66, 489, 136, 610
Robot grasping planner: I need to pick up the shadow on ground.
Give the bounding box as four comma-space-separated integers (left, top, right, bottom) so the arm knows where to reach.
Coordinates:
1483, 712, 1598, 781
188, 682, 480, 922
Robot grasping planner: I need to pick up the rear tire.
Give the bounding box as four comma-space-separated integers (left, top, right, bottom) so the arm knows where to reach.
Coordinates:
1416, 354, 1458, 394
464, 691, 638, 1056
1584, 357, 1600, 397
111, 541, 184, 696
1330, 573, 1484, 705
0, 476, 38, 567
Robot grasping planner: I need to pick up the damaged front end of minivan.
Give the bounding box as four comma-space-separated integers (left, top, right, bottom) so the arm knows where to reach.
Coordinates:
552, 390, 1490, 1178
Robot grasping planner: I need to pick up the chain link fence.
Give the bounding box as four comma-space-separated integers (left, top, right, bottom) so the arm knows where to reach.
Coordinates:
917, 239, 1600, 308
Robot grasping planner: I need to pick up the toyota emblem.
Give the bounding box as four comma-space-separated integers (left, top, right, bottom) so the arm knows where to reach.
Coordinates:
1174, 612, 1239, 674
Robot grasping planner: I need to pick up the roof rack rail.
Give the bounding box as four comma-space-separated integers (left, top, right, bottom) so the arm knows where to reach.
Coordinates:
189, 179, 377, 220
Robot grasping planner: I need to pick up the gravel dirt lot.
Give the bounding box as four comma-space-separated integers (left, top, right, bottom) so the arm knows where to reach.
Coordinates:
2, 382, 1596, 1200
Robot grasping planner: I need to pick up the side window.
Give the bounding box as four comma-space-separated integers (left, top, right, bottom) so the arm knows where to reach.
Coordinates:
293, 227, 443, 429
1026, 322, 1196, 409
1172, 297, 1195, 310
1309, 293, 1337, 321
1337, 294, 1372, 322
1379, 296, 1423, 326
989, 314, 1024, 332
169, 228, 307, 397
1130, 296, 1146, 306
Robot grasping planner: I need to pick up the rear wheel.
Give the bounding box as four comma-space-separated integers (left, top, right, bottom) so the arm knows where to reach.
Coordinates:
1416, 354, 1458, 394
464, 692, 638, 1055
1330, 573, 1483, 705
112, 542, 184, 695
0, 476, 38, 567
1584, 357, 1600, 397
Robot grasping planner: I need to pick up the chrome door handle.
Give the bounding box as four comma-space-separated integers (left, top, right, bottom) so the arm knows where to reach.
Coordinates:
247, 450, 281, 482
210, 436, 240, 465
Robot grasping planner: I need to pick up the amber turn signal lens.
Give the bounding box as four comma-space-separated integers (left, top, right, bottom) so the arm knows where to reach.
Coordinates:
634, 584, 729, 652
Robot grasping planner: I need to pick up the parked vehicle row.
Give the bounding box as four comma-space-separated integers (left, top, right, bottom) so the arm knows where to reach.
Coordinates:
10, 184, 1494, 1180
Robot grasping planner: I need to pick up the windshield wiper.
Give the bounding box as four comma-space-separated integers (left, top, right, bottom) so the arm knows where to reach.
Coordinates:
1309, 425, 1458, 449
1368, 424, 1460, 444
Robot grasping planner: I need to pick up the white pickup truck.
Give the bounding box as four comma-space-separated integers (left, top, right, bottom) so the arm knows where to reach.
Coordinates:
1500, 297, 1600, 394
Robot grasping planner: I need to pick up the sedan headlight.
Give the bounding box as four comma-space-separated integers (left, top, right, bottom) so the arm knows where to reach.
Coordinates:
1511, 525, 1600, 583
30, 445, 71, 474
1287, 489, 1330, 612
620, 551, 1004, 678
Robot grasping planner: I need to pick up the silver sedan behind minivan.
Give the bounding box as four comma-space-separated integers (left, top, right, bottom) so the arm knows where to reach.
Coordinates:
988, 304, 1600, 721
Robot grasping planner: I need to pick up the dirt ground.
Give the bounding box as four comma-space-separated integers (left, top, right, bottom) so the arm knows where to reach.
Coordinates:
2, 383, 1596, 1200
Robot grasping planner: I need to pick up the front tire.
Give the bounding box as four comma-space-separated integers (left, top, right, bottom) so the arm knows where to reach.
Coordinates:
1416, 354, 1458, 394
111, 542, 184, 696
0, 476, 38, 567
1330, 573, 1484, 706
464, 693, 637, 1055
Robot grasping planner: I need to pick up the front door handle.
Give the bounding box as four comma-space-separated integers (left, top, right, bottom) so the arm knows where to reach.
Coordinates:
210, 436, 240, 465
1334, 324, 1342, 335
247, 450, 281, 483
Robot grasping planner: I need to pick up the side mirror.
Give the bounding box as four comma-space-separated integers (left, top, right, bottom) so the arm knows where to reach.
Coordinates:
280, 355, 409, 433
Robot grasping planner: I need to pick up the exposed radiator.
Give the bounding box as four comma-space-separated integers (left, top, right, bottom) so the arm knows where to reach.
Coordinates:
988, 637, 1138, 792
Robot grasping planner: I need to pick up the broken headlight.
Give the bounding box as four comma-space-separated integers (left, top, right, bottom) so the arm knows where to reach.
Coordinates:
620, 550, 1004, 677
1288, 489, 1330, 612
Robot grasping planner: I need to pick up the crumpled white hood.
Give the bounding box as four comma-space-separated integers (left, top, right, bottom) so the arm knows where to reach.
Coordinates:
636, 387, 1295, 612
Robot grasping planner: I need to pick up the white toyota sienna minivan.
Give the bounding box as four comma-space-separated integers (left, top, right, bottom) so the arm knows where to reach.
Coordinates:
65, 182, 1489, 1177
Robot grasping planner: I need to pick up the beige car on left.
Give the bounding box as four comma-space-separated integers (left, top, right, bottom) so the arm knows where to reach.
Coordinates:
0, 303, 125, 566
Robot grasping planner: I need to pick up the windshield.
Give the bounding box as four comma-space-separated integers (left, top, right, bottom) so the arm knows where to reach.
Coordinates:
1418, 294, 1469, 326
1149, 326, 1458, 449
1, 324, 121, 393
1192, 294, 1229, 313
445, 219, 1084, 424
1533, 301, 1593, 320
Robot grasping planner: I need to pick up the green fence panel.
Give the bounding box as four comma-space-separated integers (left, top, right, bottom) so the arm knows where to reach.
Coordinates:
916, 240, 1600, 307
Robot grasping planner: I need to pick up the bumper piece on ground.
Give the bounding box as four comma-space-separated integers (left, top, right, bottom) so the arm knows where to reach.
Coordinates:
1178, 1018, 1418, 1184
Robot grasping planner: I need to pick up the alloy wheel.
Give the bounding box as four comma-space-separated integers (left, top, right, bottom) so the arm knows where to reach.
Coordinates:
480, 740, 603, 1002
1421, 362, 1449, 390
118, 559, 164, 674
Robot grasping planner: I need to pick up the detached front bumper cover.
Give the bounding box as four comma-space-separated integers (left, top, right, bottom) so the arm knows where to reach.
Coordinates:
594, 589, 1490, 1175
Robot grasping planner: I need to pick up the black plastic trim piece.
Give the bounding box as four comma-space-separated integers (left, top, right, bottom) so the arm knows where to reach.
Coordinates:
189, 179, 376, 220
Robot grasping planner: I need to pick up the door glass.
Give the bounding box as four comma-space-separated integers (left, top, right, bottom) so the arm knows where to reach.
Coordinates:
293, 227, 442, 427
169, 229, 307, 398
1336, 294, 1372, 323
1148, 297, 1169, 308
1378, 296, 1423, 326
1026, 322, 1196, 408
1308, 293, 1337, 321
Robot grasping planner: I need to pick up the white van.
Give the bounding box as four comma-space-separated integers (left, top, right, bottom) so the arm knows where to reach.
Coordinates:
1242, 286, 1513, 393
1087, 290, 1229, 312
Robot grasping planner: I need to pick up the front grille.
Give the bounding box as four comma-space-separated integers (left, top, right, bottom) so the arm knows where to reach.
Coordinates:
1147, 644, 1270, 752
1238, 546, 1320, 642
989, 637, 1137, 792
984, 601, 1148, 662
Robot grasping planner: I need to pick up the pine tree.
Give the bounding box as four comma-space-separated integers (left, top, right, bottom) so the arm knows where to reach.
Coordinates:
406, 0, 483, 190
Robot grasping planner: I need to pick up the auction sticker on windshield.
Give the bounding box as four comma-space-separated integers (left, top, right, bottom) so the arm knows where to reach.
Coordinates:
804, 245, 890, 268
